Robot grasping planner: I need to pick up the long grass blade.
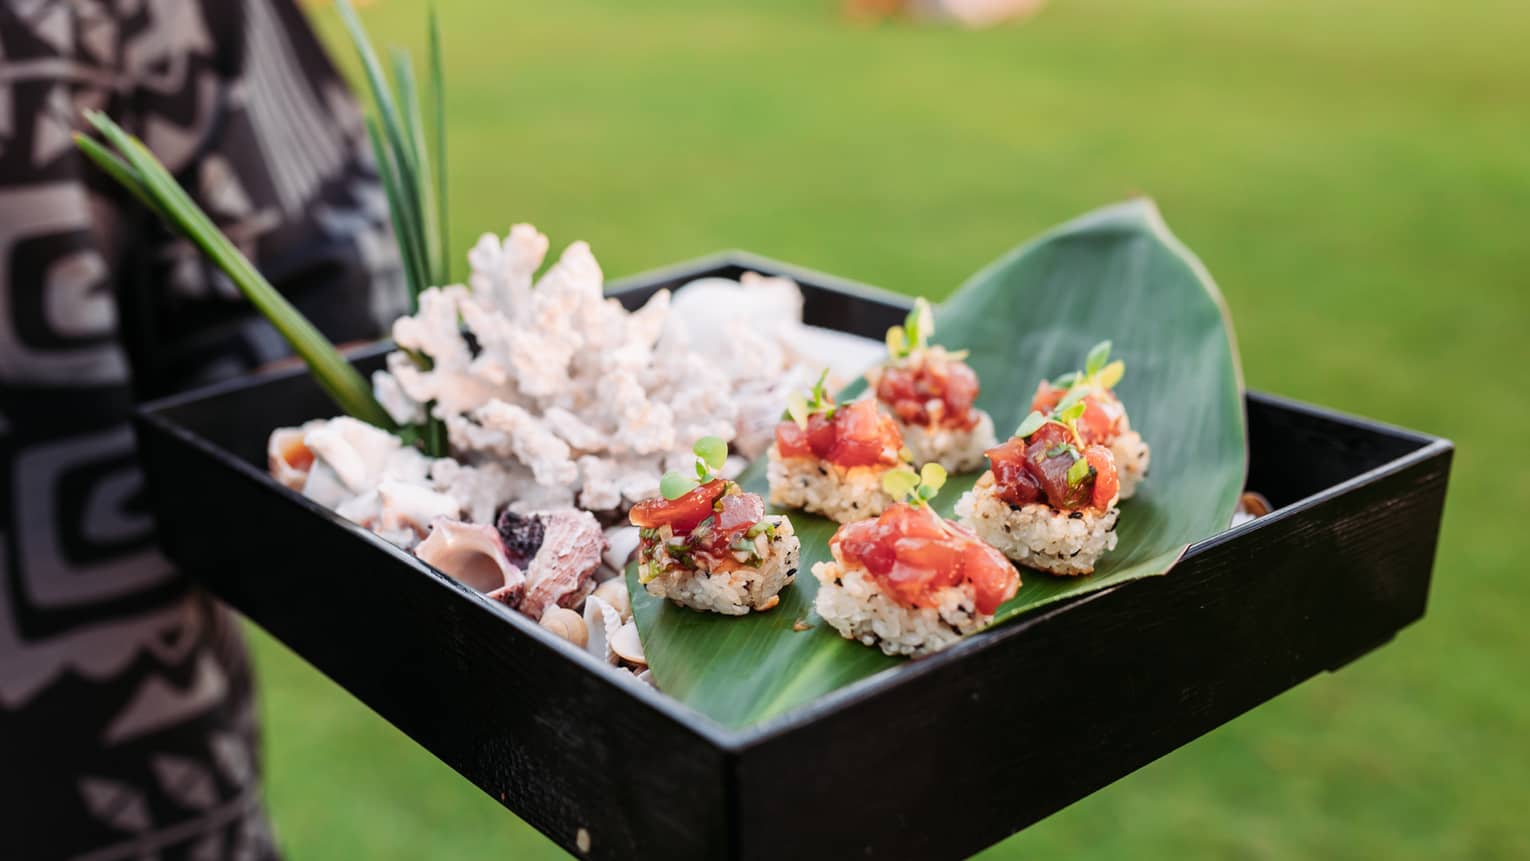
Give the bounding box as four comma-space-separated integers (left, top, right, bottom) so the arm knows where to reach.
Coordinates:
366, 117, 428, 300
428, 3, 449, 285
73, 134, 166, 220
392, 48, 441, 288
80, 112, 393, 429
335, 0, 433, 296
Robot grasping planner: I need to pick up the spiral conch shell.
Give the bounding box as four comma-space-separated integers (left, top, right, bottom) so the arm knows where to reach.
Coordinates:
414, 518, 525, 604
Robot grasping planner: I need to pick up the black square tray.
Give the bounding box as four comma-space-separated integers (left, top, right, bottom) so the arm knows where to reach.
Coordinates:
135, 252, 1452, 860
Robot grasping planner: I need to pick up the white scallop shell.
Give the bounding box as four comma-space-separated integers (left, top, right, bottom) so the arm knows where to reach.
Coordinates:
582, 595, 624, 665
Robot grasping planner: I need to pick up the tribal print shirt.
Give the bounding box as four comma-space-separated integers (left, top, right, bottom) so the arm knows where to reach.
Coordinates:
0, 1, 404, 857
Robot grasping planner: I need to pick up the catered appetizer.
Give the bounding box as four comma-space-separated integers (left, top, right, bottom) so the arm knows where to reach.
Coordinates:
1027, 340, 1150, 499
956, 402, 1122, 576
814, 465, 1019, 656
864, 298, 997, 472
767, 371, 910, 524
632, 437, 800, 615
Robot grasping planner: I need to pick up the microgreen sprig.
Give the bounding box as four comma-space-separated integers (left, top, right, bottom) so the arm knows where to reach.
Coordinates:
785, 368, 836, 429
884, 298, 935, 360
660, 436, 729, 499
1013, 397, 1087, 449
1054, 340, 1125, 398
882, 462, 948, 507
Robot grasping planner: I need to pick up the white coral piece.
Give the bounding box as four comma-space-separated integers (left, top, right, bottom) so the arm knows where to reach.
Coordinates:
297, 224, 854, 544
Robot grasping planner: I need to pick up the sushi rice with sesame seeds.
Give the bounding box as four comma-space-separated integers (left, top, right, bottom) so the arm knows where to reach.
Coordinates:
955, 472, 1119, 577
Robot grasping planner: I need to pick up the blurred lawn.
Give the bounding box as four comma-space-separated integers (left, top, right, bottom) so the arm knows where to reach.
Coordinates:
252, 0, 1529, 857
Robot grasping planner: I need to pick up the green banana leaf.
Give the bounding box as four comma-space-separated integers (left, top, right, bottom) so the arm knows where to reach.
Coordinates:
630, 199, 1247, 729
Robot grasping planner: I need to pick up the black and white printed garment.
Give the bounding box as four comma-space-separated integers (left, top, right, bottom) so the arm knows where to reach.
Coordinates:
0, 1, 405, 858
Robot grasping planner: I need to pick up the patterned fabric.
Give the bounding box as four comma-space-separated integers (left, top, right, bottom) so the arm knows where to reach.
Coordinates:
0, 1, 404, 858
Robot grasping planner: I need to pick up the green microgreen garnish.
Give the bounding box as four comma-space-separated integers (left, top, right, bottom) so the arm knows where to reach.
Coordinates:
1015, 411, 1047, 439
882, 462, 948, 507
1022, 340, 1128, 450
1066, 456, 1093, 487
1054, 400, 1087, 424
1085, 340, 1111, 377
660, 472, 699, 500
1045, 442, 1080, 459
660, 435, 729, 499
884, 298, 935, 360
785, 368, 836, 429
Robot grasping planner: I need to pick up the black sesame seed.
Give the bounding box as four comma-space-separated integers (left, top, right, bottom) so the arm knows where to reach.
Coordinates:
1069, 511, 1083, 520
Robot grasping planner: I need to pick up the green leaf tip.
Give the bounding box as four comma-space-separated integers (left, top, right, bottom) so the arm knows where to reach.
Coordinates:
1014, 410, 1046, 439
1085, 340, 1111, 376
883, 462, 947, 506
660, 472, 700, 500
886, 298, 936, 360
694, 436, 728, 472
783, 368, 837, 425
1066, 456, 1092, 487
75, 110, 396, 435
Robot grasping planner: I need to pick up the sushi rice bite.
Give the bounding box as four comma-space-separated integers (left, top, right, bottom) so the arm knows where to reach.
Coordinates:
814, 464, 1020, 657
631, 437, 800, 615
767, 371, 910, 524
864, 298, 997, 472
956, 403, 1122, 576
1028, 340, 1150, 499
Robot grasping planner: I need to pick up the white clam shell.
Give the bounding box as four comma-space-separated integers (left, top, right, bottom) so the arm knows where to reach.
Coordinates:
611, 620, 646, 667
592, 578, 631, 622
582, 595, 624, 665
538, 606, 588, 649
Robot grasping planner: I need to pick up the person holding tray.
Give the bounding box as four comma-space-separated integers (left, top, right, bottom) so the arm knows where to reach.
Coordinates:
0, 2, 404, 856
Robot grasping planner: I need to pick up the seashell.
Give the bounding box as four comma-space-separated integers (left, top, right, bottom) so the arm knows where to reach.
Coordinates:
593, 578, 630, 622
414, 518, 525, 604
303, 417, 403, 494
602, 526, 639, 574
611, 620, 646, 667
634, 669, 656, 687
518, 508, 606, 620
538, 606, 587, 648
268, 427, 315, 491
582, 595, 623, 665
300, 461, 353, 511
378, 481, 460, 538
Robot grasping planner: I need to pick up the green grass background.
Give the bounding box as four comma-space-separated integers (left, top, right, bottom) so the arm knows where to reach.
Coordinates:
251, 0, 1528, 856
